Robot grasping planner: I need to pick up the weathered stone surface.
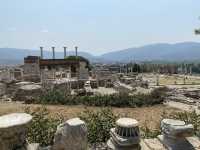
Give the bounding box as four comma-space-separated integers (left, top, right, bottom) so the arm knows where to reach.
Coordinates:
52, 118, 87, 150
187, 136, 200, 149
0, 113, 32, 129
19, 84, 42, 91
27, 143, 40, 150
116, 118, 138, 128
158, 118, 195, 150
140, 140, 151, 150
89, 143, 107, 150
14, 84, 42, 102
143, 138, 166, 150
107, 118, 140, 150
107, 139, 141, 150
0, 113, 32, 150
16, 81, 34, 86
0, 82, 6, 96
158, 135, 195, 150
161, 119, 194, 138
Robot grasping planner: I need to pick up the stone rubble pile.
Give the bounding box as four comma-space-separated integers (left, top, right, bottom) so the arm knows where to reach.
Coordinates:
0, 113, 200, 150
166, 87, 200, 105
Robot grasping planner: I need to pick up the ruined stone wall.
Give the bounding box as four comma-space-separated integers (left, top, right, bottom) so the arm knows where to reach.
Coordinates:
0, 82, 6, 96
23, 62, 40, 82
24, 63, 40, 76
79, 62, 89, 80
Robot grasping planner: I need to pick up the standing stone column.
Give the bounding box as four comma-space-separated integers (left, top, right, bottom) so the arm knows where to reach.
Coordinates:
0, 113, 32, 150
52, 118, 87, 150
158, 119, 194, 150
107, 118, 141, 150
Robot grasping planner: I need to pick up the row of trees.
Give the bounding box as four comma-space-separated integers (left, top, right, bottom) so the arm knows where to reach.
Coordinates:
117, 62, 200, 74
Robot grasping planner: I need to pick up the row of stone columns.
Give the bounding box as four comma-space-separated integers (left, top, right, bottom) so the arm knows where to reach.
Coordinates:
0, 113, 199, 150
39, 46, 78, 59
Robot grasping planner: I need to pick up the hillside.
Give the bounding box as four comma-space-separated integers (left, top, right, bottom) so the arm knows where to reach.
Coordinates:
1, 42, 200, 64
0, 48, 96, 64
101, 42, 200, 62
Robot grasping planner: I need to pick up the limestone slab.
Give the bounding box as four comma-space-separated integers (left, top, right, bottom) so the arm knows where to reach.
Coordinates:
107, 139, 141, 150
143, 138, 166, 150
187, 136, 200, 149
161, 119, 193, 138
158, 135, 196, 150
140, 140, 151, 150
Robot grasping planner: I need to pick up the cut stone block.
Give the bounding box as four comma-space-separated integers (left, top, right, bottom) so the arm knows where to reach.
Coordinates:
143, 138, 166, 150
161, 119, 194, 138
158, 135, 196, 150
187, 136, 200, 149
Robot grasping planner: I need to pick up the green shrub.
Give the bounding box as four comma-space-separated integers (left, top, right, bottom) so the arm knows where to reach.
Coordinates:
79, 108, 117, 144
37, 87, 166, 108
25, 106, 63, 146
150, 86, 169, 99
39, 90, 66, 104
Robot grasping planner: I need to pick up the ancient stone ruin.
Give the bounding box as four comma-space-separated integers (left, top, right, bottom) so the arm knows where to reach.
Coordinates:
107, 118, 140, 150
0, 113, 200, 150
144, 119, 200, 150
158, 119, 194, 150
0, 113, 32, 150
14, 84, 42, 102
52, 118, 87, 150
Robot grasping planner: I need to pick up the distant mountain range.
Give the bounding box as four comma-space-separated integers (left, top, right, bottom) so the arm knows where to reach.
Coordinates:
0, 48, 97, 65
1, 42, 200, 64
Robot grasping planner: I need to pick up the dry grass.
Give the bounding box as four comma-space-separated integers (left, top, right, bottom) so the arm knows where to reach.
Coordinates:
0, 102, 179, 129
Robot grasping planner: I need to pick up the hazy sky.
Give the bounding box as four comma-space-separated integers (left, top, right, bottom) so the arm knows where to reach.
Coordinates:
0, 0, 200, 55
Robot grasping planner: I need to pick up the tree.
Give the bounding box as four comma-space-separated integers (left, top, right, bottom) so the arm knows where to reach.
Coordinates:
195, 29, 200, 35
195, 17, 200, 35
